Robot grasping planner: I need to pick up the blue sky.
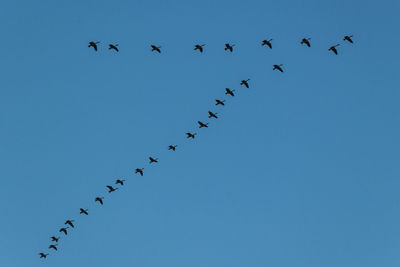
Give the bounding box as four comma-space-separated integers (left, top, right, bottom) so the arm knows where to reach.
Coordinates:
0, 0, 400, 266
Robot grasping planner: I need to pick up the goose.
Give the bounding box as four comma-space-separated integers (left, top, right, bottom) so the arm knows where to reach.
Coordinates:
329, 44, 340, 55
194, 44, 205, 53
300, 38, 311, 47
240, 79, 250, 88
109, 44, 119, 52
88, 41, 100, 51
80, 208, 88, 215
151, 45, 161, 53
135, 168, 144, 176
95, 197, 104, 205
261, 39, 273, 49
273, 64, 284, 72
208, 111, 218, 119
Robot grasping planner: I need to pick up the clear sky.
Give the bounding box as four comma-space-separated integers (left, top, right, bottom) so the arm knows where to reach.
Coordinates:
0, 0, 399, 266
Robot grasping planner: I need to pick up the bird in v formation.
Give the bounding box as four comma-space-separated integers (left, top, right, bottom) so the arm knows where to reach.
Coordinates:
41, 33, 355, 258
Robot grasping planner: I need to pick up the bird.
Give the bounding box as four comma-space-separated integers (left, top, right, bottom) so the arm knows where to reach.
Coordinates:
215, 99, 225, 106
198, 121, 209, 128
344, 35, 354, 43
186, 132, 197, 139
109, 44, 119, 52
151, 45, 161, 53
106, 185, 118, 193
59, 227, 69, 235
135, 168, 144, 176
240, 79, 250, 88
95, 197, 104, 205
168, 145, 177, 151
329, 44, 340, 55
116, 179, 125, 186
225, 88, 235, 96
39, 253, 49, 259
88, 41, 100, 51
208, 111, 218, 119
80, 208, 88, 215
50, 236, 60, 242
300, 38, 311, 47
65, 220, 75, 228
194, 44, 205, 53
273, 64, 284, 72
149, 157, 158, 164
224, 43, 235, 52
261, 39, 273, 49
49, 244, 58, 251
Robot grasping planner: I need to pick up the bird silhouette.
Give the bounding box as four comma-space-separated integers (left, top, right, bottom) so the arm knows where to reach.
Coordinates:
240, 79, 250, 88
88, 41, 100, 51
106, 185, 118, 193
344, 35, 354, 43
273, 64, 284, 72
49, 244, 58, 251
39, 253, 49, 259
65, 220, 75, 228
186, 132, 197, 139
261, 39, 273, 49
151, 45, 161, 53
168, 145, 177, 151
149, 157, 158, 164
215, 99, 226, 106
329, 44, 340, 55
198, 121, 209, 128
80, 208, 88, 215
224, 43, 235, 52
109, 44, 119, 52
300, 38, 311, 47
50, 236, 60, 242
225, 88, 235, 96
116, 179, 125, 186
59, 227, 69, 235
208, 111, 218, 119
194, 44, 205, 53
135, 168, 144, 176
95, 197, 104, 205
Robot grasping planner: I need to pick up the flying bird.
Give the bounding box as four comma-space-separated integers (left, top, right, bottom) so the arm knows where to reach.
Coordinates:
135, 168, 144, 176
261, 39, 273, 49
80, 208, 88, 215
39, 253, 49, 259
225, 88, 235, 96
50, 236, 60, 242
109, 44, 119, 52
151, 45, 161, 53
186, 132, 197, 139
65, 220, 75, 228
208, 111, 218, 119
95, 197, 104, 205
106, 185, 118, 193
49, 244, 58, 251
300, 38, 311, 47
116, 179, 125, 186
198, 121, 209, 128
88, 41, 100, 51
149, 157, 158, 164
329, 44, 340, 55
215, 99, 225, 106
194, 44, 205, 53
59, 227, 69, 235
224, 43, 235, 52
344, 35, 354, 43
240, 79, 250, 88
273, 64, 284, 72
168, 145, 177, 151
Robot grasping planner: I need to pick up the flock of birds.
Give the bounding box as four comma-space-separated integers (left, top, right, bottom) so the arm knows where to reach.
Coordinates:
38, 34, 355, 259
